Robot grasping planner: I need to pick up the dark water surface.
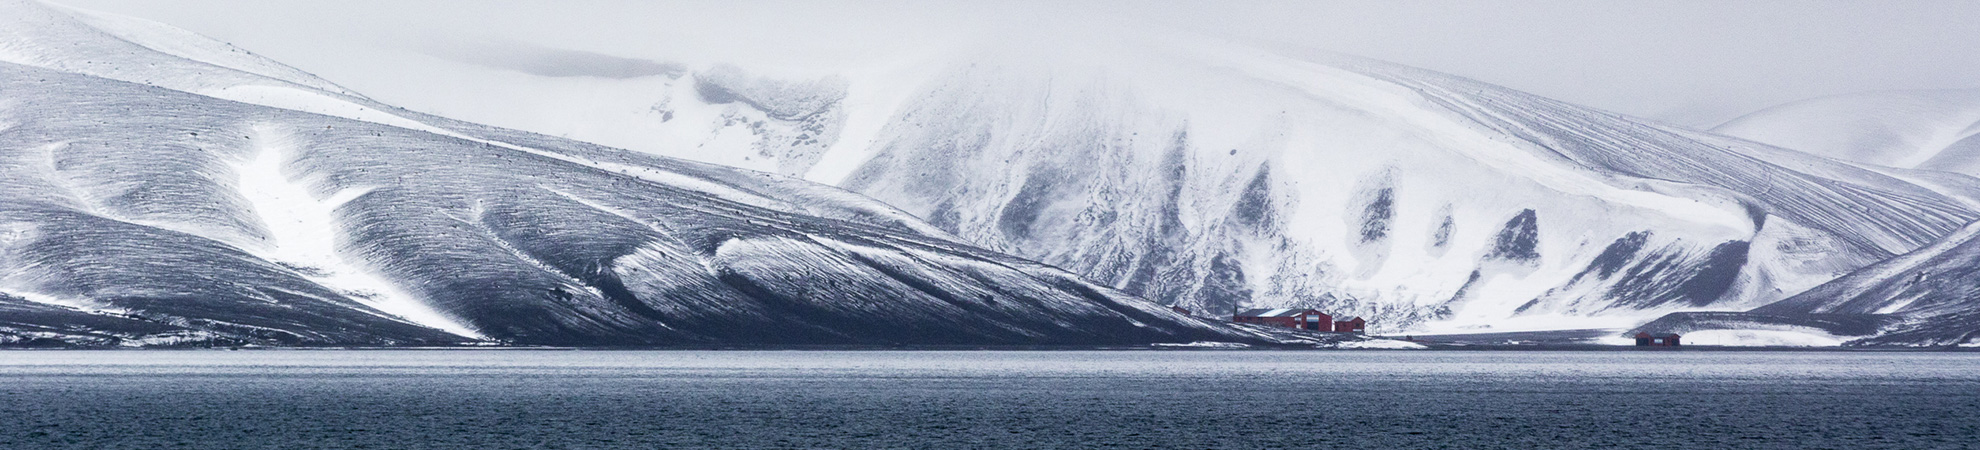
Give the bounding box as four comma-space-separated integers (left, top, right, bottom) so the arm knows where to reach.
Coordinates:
2, 350, 1976, 449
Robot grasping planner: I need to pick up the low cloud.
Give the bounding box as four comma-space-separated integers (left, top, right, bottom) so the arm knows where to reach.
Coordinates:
421, 39, 684, 79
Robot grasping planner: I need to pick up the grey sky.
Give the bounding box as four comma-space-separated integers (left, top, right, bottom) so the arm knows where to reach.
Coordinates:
57, 0, 1980, 128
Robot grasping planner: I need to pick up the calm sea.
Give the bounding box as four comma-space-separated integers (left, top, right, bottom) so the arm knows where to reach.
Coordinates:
1, 350, 1975, 449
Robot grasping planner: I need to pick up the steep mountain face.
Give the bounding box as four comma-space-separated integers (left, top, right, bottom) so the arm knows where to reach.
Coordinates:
825, 39, 1976, 333
0, 0, 1255, 347
1714, 89, 1980, 173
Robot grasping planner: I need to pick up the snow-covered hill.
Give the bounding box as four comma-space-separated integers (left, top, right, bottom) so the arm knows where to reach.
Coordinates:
1714, 89, 1980, 174
0, 0, 1267, 347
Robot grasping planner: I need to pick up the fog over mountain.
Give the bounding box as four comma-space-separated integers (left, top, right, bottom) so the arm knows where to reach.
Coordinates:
59, 0, 1980, 128
1717, 90, 1980, 174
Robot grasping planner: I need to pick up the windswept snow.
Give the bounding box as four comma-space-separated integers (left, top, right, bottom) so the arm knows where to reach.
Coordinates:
232, 125, 484, 339
0, 287, 117, 315
1151, 341, 1251, 348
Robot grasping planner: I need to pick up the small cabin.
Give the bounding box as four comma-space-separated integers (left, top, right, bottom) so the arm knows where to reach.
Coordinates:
1171, 305, 1192, 316
1333, 317, 1366, 334
1634, 332, 1681, 347
1234, 308, 1332, 331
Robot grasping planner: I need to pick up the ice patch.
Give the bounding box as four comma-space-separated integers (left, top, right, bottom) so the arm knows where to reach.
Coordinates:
0, 288, 130, 316
1682, 329, 1845, 347
1872, 291, 1927, 315
118, 330, 227, 347
1413, 313, 1651, 336
1334, 339, 1428, 349
1152, 341, 1251, 349
233, 124, 484, 340
1594, 335, 1639, 346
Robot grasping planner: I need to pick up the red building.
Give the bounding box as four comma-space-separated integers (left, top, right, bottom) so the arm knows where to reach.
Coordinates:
1233, 309, 1332, 331
1172, 305, 1193, 316
1634, 332, 1681, 346
1333, 317, 1366, 333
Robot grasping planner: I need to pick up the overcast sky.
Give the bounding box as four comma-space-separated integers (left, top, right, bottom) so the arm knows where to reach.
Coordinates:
59, 0, 1980, 128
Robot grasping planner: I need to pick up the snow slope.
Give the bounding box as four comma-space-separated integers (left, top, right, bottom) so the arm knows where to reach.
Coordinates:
1687, 89, 1980, 346
1737, 219, 1980, 346
1714, 89, 1980, 173
1631, 217, 1980, 347
0, 0, 1257, 347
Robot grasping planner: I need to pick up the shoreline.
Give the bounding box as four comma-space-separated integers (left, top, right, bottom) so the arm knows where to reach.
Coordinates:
3, 343, 1974, 352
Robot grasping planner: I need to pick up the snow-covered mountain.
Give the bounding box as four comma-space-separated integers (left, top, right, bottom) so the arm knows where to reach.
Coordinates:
1642, 89, 1980, 347
243, 17, 1980, 337
1715, 89, 1980, 174
0, 0, 1273, 347
1745, 219, 1980, 346
825, 40, 1980, 334
1629, 219, 1980, 347
13, 1, 1980, 345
